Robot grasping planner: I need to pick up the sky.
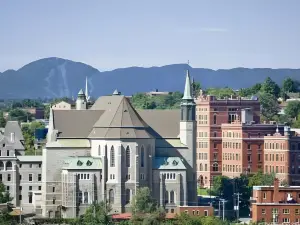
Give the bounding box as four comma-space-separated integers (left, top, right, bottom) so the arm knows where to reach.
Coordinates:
0, 0, 300, 72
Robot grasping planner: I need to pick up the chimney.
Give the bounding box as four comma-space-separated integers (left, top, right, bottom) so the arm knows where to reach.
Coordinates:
273, 178, 280, 203
10, 132, 15, 143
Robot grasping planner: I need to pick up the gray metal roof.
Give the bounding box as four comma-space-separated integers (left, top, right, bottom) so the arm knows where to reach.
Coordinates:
52, 95, 181, 139
153, 157, 186, 170
4, 121, 24, 141
53, 110, 104, 138
17, 156, 42, 162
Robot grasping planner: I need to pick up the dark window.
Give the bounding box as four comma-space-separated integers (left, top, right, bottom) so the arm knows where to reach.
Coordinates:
19, 186, 22, 191
19, 175, 22, 180
53, 187, 55, 192
38, 186, 41, 190
38, 164, 41, 168
6, 150, 9, 156
214, 142, 217, 149
248, 144, 251, 150
38, 174, 42, 181
6, 186, 9, 191
53, 198, 56, 204
110, 146, 115, 167
19, 195, 22, 200
125, 189, 131, 204
213, 114, 217, 125
126, 146, 130, 167
213, 153, 218, 160
7, 174, 11, 181
29, 164, 32, 168
213, 163, 218, 172
258, 144, 261, 150
109, 189, 114, 204
248, 154, 251, 162
29, 174, 32, 181
141, 146, 145, 167
19, 164, 22, 168
258, 154, 261, 162
29, 186, 32, 190
0, 174, 2, 182
214, 132, 217, 137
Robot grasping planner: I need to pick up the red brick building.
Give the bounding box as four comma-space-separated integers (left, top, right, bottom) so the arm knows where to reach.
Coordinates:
195, 94, 260, 187
252, 178, 300, 224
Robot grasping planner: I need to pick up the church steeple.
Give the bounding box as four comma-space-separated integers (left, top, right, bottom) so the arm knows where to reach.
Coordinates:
181, 70, 196, 121
85, 77, 90, 102
183, 70, 193, 100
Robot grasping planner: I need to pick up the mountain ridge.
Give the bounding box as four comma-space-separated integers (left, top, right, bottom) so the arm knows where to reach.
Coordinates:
0, 57, 300, 99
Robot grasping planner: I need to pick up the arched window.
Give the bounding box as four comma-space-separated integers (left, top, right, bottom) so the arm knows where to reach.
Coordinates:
213, 114, 217, 125
199, 163, 203, 171
170, 191, 175, 203
212, 163, 218, 172
125, 189, 131, 204
126, 146, 130, 167
109, 189, 114, 204
165, 191, 169, 203
141, 146, 145, 167
110, 146, 115, 167
204, 164, 207, 171
6, 161, 12, 171
98, 145, 101, 156
0, 161, 4, 171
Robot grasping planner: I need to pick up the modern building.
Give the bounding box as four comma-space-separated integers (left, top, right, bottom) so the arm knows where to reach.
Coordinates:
39, 70, 197, 218
251, 178, 300, 224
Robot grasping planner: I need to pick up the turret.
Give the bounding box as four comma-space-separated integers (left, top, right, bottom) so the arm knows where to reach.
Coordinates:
76, 89, 87, 110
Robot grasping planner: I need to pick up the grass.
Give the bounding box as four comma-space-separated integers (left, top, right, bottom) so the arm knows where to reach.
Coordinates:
197, 188, 209, 195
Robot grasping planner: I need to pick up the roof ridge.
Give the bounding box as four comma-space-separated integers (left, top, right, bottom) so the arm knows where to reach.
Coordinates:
126, 98, 138, 137
107, 96, 124, 128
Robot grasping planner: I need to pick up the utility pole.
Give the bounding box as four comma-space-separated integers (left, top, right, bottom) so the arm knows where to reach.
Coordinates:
19, 206, 22, 224
222, 199, 227, 221
218, 199, 221, 217
234, 193, 242, 222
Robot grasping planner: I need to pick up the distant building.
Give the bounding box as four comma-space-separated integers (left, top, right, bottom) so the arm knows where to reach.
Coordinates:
146, 89, 170, 97
51, 101, 72, 110
22, 108, 45, 120
251, 178, 300, 224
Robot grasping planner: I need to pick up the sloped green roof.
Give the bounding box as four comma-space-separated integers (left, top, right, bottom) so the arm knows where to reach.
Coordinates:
153, 157, 186, 170
62, 157, 102, 170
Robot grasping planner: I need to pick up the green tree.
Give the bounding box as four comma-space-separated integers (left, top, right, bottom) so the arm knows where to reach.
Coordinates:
292, 113, 300, 128
284, 101, 300, 119
259, 92, 280, 121
0, 183, 12, 203
0, 111, 6, 128
22, 121, 45, 154
192, 81, 201, 98
131, 187, 165, 224
261, 77, 280, 97
248, 171, 276, 187
282, 77, 296, 93
8, 108, 32, 122
206, 88, 235, 99
80, 201, 112, 225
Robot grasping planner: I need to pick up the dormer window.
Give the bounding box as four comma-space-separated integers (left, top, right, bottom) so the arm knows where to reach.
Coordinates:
77, 160, 83, 166
86, 160, 92, 166
172, 160, 178, 166
163, 159, 169, 166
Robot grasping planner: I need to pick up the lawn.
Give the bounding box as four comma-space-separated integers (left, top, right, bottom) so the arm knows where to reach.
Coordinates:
197, 188, 209, 195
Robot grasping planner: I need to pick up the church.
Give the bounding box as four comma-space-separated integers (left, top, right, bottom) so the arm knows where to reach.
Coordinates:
41, 70, 197, 218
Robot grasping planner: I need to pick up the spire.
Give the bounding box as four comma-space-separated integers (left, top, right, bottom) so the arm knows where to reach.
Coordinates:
182, 70, 193, 100
85, 77, 90, 101
78, 89, 84, 95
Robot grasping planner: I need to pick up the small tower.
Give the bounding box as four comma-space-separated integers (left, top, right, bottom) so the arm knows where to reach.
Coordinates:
76, 89, 87, 110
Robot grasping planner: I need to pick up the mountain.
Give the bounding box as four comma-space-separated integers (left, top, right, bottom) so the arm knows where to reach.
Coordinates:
0, 57, 300, 99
